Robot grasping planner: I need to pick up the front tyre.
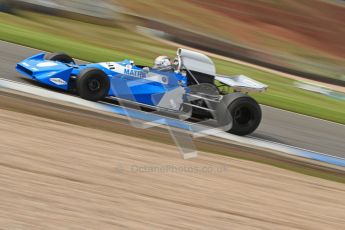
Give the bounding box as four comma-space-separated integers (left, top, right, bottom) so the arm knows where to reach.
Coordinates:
224, 93, 262, 136
77, 68, 110, 101
45, 52, 75, 64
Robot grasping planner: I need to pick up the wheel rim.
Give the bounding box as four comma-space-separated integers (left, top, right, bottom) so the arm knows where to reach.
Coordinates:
234, 106, 252, 125
88, 79, 101, 92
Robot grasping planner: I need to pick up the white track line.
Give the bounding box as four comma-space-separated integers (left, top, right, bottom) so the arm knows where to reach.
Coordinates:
1, 78, 344, 167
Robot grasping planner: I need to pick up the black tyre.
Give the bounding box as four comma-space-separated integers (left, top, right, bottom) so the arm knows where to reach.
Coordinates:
45, 52, 75, 64
77, 68, 110, 101
223, 93, 261, 136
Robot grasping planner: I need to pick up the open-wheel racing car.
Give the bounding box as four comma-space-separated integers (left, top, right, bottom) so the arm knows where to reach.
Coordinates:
16, 48, 268, 135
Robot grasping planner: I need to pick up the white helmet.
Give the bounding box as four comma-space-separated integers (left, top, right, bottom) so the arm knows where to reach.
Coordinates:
153, 56, 171, 69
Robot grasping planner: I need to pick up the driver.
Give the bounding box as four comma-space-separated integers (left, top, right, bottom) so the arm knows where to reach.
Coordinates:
153, 56, 173, 71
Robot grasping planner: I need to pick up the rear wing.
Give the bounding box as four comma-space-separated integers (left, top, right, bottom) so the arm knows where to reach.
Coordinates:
215, 75, 268, 93
175, 48, 268, 93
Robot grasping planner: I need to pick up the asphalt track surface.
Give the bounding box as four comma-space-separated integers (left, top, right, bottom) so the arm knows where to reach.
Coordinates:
1, 41, 344, 158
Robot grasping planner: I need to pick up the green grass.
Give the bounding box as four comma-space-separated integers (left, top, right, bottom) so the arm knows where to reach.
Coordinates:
0, 11, 175, 64
215, 60, 345, 124
0, 11, 344, 124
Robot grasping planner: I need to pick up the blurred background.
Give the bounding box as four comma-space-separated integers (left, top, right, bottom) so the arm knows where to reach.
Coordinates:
2, 0, 345, 85
1, 0, 345, 123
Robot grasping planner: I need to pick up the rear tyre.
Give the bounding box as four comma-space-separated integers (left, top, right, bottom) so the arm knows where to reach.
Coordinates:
223, 93, 261, 136
77, 68, 110, 101
45, 52, 75, 64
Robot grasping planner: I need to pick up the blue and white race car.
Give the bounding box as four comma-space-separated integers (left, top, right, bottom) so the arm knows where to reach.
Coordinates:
16, 48, 268, 135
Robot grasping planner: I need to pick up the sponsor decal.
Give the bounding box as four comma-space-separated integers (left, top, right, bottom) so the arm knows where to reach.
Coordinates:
146, 74, 169, 85
124, 68, 146, 78
161, 76, 168, 84
50, 78, 67, 85
100, 62, 168, 83
37, 61, 58, 67
100, 62, 121, 71
105, 62, 116, 70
